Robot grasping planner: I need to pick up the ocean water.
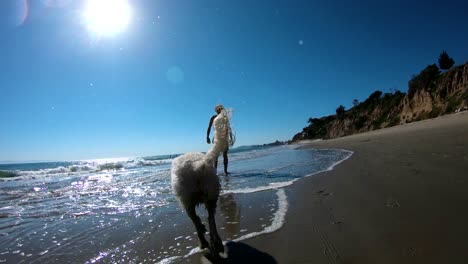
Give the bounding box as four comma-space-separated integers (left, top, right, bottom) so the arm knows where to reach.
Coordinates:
0, 145, 352, 263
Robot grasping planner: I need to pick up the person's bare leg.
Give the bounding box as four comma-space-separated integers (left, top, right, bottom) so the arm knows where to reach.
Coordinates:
223, 150, 229, 175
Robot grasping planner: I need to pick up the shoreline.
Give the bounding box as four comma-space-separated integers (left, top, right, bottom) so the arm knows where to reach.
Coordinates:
187, 111, 468, 263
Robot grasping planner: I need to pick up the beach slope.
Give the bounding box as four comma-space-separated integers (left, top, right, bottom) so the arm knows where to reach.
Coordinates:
242, 112, 468, 264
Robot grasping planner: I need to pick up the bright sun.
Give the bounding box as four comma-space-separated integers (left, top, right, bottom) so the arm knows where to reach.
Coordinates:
83, 0, 132, 36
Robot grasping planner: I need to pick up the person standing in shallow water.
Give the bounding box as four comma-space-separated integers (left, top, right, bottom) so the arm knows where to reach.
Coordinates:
206, 104, 234, 175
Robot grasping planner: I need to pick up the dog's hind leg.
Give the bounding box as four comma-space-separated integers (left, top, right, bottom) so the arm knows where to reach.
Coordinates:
185, 203, 209, 249
206, 199, 224, 256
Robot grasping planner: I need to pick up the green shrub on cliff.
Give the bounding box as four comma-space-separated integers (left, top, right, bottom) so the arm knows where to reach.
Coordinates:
303, 116, 333, 139
358, 90, 383, 111
446, 96, 461, 113
408, 64, 441, 97
372, 91, 405, 128
462, 89, 468, 101
354, 115, 367, 129
336, 105, 345, 118
430, 106, 441, 118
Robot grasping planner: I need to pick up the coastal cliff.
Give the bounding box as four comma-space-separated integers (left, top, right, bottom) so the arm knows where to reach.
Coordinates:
292, 62, 468, 142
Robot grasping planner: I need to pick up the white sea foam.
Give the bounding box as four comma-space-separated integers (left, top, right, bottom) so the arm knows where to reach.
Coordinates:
136, 158, 173, 167
17, 166, 73, 176
313, 149, 354, 173
233, 188, 288, 241
222, 181, 295, 194
156, 256, 181, 264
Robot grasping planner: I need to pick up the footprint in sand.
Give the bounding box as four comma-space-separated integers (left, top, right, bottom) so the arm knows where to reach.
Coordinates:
385, 197, 400, 208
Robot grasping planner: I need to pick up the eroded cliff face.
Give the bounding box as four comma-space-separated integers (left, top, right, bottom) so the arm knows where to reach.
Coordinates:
400, 63, 468, 123
326, 118, 354, 139
439, 63, 468, 98
400, 89, 434, 123
293, 63, 468, 142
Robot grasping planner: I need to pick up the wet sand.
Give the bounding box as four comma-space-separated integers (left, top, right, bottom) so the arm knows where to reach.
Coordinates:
187, 111, 468, 263
165, 189, 283, 263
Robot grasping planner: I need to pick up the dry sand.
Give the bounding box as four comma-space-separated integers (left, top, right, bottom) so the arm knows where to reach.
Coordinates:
187, 112, 468, 263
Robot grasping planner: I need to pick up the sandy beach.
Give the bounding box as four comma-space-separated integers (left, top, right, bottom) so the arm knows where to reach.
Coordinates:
186, 111, 468, 263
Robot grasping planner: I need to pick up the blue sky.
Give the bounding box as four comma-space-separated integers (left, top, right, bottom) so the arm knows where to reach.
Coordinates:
1, 0, 467, 161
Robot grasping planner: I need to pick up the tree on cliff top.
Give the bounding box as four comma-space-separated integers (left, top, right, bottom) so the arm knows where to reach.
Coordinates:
353, 99, 359, 107
336, 105, 345, 118
438, 51, 455, 70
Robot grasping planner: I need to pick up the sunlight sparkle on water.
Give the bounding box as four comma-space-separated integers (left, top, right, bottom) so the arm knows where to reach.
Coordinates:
83, 0, 132, 36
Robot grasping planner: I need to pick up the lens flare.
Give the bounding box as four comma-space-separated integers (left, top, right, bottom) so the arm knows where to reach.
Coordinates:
13, 0, 29, 26
166, 66, 185, 84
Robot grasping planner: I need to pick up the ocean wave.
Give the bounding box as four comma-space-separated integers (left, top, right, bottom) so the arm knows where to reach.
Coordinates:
136, 158, 173, 167
0, 159, 174, 180
0, 170, 18, 178
142, 154, 180, 161
11, 165, 94, 179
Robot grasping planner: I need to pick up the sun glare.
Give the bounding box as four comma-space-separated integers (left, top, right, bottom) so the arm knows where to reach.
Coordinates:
83, 0, 132, 36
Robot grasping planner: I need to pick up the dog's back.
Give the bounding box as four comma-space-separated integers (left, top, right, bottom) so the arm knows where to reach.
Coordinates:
171, 152, 220, 207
